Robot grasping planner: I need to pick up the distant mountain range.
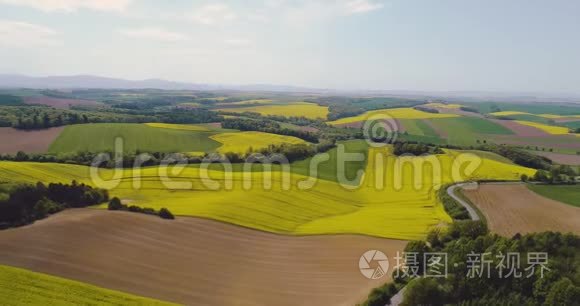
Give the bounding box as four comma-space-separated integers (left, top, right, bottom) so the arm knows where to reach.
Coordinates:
0, 74, 320, 93
0, 74, 578, 103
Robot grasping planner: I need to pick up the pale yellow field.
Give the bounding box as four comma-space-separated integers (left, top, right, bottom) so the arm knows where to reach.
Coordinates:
491, 111, 580, 119
0, 147, 535, 240
145, 123, 210, 131
424, 103, 462, 109
490, 111, 530, 116
328, 107, 458, 125
218, 102, 329, 120
515, 120, 572, 135
210, 131, 307, 154
219, 99, 273, 105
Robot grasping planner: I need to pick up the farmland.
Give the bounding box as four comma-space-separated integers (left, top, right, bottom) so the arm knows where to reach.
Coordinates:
48, 123, 222, 154
0, 145, 536, 240
328, 107, 458, 126
0, 209, 406, 306
527, 184, 580, 207
0, 264, 173, 305
515, 120, 574, 135
218, 102, 329, 119
210, 131, 307, 154
0, 127, 64, 154
462, 183, 580, 236
1, 89, 580, 306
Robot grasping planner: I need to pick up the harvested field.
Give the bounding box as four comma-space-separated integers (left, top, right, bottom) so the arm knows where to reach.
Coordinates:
462, 183, 580, 237
0, 127, 64, 154
530, 151, 580, 165
23, 96, 102, 109
0, 209, 407, 306
491, 119, 548, 137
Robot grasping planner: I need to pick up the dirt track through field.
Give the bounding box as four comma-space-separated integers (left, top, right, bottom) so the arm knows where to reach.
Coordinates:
462, 183, 580, 237
0, 209, 406, 306
0, 127, 64, 154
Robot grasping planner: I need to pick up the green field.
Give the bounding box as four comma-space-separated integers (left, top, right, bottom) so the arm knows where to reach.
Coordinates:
49, 123, 222, 154
493, 114, 555, 125
428, 117, 513, 145
399, 119, 439, 137
469, 102, 580, 115
290, 140, 369, 184
0, 265, 173, 305
527, 184, 580, 207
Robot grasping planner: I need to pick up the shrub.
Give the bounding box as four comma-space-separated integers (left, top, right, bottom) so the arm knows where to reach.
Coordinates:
159, 208, 175, 220
108, 197, 123, 211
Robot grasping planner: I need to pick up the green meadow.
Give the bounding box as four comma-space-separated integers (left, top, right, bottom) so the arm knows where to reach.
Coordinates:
49, 123, 222, 154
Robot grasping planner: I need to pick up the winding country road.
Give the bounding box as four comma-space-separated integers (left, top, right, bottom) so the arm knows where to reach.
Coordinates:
388, 182, 480, 306
446, 182, 480, 221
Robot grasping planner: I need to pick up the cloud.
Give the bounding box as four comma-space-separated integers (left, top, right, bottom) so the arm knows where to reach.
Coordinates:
190, 3, 236, 25
0, 20, 59, 47
343, 0, 384, 15
224, 38, 252, 46
119, 27, 189, 42
0, 0, 133, 13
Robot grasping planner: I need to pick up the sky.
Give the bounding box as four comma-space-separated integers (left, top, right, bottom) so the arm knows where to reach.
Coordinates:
0, 0, 579, 94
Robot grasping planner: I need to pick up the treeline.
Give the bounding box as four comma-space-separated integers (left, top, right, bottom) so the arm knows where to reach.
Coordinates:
360, 222, 580, 306
414, 106, 439, 113
393, 141, 444, 156
218, 111, 327, 127
526, 164, 578, 184
107, 197, 174, 220
438, 186, 470, 220
460, 106, 479, 113
480, 144, 553, 170
2, 106, 220, 130
222, 118, 319, 142
2, 138, 335, 167
0, 94, 23, 106
0, 181, 108, 229
222, 141, 336, 163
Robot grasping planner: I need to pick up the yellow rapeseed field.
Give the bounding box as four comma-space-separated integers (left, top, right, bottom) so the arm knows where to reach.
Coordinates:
219, 99, 273, 105
515, 121, 572, 135
0, 146, 535, 240
210, 131, 307, 154
491, 111, 580, 120
490, 111, 530, 116
0, 265, 173, 305
424, 103, 463, 109
218, 102, 329, 119
328, 107, 458, 125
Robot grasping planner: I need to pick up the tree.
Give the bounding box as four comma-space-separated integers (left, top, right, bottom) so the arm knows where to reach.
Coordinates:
159, 208, 175, 220
402, 278, 445, 306
108, 197, 123, 210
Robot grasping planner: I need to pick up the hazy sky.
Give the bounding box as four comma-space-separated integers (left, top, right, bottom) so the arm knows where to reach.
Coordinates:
0, 0, 579, 93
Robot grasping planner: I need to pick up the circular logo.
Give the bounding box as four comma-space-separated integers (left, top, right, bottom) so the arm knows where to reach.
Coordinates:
359, 250, 390, 279
362, 114, 399, 147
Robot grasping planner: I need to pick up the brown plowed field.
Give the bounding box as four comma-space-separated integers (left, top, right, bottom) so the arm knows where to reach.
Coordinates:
462, 183, 580, 237
0, 209, 406, 306
531, 151, 580, 165
0, 127, 64, 154
491, 119, 548, 137
24, 96, 102, 109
